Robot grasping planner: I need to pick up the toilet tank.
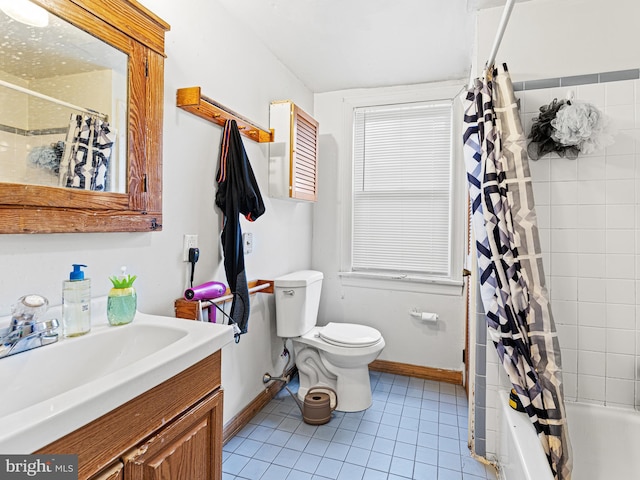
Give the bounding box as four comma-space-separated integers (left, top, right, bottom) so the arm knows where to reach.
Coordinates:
274, 270, 324, 338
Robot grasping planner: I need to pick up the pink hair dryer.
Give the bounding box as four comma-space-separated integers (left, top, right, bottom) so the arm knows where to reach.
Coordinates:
184, 281, 226, 301
184, 281, 227, 323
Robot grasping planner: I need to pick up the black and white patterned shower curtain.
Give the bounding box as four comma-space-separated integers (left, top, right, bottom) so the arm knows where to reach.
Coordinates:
463, 64, 572, 480
58, 113, 115, 191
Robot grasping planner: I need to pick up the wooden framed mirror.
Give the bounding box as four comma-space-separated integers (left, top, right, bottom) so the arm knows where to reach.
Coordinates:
0, 0, 169, 233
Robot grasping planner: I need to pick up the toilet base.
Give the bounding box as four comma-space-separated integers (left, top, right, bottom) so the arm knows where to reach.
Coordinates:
331, 363, 373, 412
297, 370, 373, 412
294, 344, 377, 412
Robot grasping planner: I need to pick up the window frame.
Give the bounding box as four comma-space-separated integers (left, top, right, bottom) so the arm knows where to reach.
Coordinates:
338, 83, 466, 294
351, 100, 454, 278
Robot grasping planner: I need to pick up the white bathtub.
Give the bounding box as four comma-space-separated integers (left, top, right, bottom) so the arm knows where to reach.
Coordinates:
496, 390, 640, 480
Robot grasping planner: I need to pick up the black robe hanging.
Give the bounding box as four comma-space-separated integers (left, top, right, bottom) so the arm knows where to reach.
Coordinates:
215, 119, 265, 339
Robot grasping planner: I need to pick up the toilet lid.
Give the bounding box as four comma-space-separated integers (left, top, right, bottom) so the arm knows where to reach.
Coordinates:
319, 323, 381, 347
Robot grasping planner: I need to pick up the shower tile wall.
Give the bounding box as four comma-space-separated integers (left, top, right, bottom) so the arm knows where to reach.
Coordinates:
481, 74, 640, 459
0, 128, 24, 182
0, 129, 63, 187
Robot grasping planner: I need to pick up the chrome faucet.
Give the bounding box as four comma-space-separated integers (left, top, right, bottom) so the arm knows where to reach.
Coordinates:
0, 295, 59, 359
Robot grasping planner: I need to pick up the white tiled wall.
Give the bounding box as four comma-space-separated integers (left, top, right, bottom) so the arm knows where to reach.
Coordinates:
523, 79, 640, 408
484, 347, 509, 460
0, 130, 22, 182
483, 77, 640, 459
0, 130, 64, 187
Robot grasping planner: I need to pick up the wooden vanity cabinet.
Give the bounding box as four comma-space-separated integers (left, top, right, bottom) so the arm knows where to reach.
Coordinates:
124, 390, 222, 480
37, 351, 224, 480
91, 463, 124, 480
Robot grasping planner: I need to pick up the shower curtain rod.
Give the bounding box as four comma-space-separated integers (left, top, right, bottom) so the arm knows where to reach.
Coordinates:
486, 0, 516, 69
468, 0, 516, 88
0, 78, 108, 120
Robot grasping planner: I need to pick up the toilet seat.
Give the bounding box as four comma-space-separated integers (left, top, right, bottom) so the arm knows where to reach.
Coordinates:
319, 322, 381, 348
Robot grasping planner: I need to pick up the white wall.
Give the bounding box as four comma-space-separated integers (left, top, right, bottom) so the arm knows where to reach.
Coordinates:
0, 71, 28, 129
476, 0, 640, 459
30, 70, 115, 129
0, 0, 314, 425
477, 0, 640, 82
313, 83, 468, 372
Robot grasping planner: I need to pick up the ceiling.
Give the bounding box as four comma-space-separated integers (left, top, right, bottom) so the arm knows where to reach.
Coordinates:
0, 0, 521, 89
217, 0, 520, 93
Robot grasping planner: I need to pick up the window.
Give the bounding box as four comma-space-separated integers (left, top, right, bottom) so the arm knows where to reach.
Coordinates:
352, 100, 453, 278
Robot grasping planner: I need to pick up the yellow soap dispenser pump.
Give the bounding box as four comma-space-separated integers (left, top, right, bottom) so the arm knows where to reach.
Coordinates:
62, 264, 91, 337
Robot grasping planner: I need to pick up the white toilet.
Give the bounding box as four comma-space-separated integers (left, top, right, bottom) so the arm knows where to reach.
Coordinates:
274, 270, 385, 412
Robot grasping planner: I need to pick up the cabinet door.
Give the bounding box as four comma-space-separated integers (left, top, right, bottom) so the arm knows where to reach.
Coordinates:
124, 390, 223, 480
269, 100, 319, 202
290, 103, 319, 202
90, 462, 124, 480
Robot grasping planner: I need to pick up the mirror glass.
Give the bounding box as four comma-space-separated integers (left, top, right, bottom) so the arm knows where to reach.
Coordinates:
0, 0, 128, 193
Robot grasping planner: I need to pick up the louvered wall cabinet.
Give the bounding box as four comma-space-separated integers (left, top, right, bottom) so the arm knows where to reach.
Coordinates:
269, 101, 319, 202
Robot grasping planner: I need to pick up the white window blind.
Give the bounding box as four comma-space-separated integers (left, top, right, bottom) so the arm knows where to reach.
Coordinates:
352, 101, 453, 277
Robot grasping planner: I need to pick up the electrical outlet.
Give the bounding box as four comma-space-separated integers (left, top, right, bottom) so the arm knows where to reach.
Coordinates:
183, 234, 198, 261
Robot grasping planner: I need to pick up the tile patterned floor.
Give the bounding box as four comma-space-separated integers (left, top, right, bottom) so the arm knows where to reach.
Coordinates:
222, 371, 498, 480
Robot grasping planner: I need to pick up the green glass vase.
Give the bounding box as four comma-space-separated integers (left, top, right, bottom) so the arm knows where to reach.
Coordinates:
107, 287, 137, 326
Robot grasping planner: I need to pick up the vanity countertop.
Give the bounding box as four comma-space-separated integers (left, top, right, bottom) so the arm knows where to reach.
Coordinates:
0, 298, 233, 453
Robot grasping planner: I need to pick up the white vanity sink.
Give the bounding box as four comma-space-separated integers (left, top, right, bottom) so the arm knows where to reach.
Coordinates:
0, 297, 234, 453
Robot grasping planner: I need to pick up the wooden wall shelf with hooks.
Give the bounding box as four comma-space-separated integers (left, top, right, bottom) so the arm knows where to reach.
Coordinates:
176, 87, 274, 143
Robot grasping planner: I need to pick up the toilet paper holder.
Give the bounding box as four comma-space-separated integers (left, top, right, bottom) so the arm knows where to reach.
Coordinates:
410, 309, 439, 322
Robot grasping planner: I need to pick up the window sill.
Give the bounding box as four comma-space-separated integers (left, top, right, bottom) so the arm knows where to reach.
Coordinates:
338, 271, 464, 296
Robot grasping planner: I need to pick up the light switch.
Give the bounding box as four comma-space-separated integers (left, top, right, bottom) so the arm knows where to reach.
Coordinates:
243, 232, 253, 254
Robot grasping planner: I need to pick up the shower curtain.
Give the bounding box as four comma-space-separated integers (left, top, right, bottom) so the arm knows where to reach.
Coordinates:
58, 113, 115, 191
463, 64, 572, 480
